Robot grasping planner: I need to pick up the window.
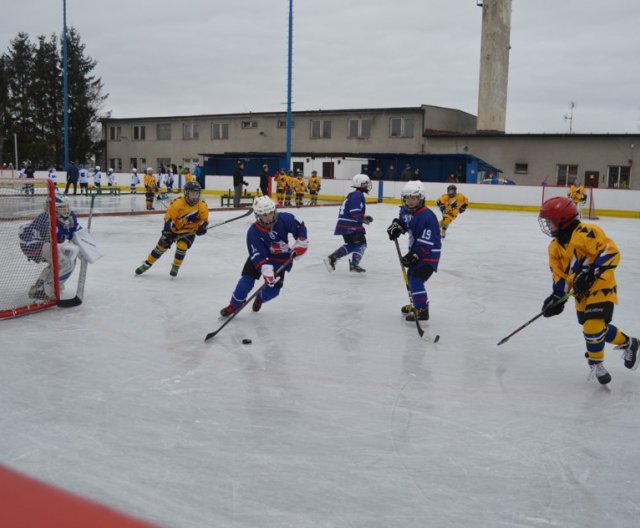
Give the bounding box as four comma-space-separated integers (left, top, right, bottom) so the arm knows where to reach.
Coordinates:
108, 158, 122, 171
310, 119, 332, 139
183, 122, 199, 140
156, 123, 171, 140
109, 126, 121, 141
140, 158, 147, 169
130, 158, 137, 169
348, 119, 372, 138
212, 123, 229, 140
132, 125, 146, 141
241, 120, 258, 129
277, 119, 294, 128
607, 165, 631, 188
157, 158, 171, 172
556, 164, 578, 186
514, 163, 528, 174
389, 117, 414, 138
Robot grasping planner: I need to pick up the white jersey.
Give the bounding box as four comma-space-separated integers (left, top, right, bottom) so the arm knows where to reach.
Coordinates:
93, 170, 102, 184
18, 168, 26, 178
79, 168, 89, 184
157, 173, 165, 189
131, 173, 140, 186
107, 171, 116, 185
48, 170, 58, 184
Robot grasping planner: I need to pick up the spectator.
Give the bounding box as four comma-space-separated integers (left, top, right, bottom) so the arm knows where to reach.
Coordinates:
447, 172, 457, 183
385, 164, 397, 181
65, 161, 79, 195
260, 164, 270, 196
413, 168, 422, 180
371, 167, 383, 180
401, 163, 413, 181
233, 160, 248, 207
455, 164, 465, 182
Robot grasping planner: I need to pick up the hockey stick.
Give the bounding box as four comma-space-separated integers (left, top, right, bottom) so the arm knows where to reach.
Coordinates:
204, 255, 294, 342
497, 292, 573, 346
58, 195, 95, 308
394, 238, 437, 340
176, 208, 254, 241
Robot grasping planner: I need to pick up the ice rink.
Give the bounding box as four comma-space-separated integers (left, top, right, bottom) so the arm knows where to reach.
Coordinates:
2, 198, 640, 528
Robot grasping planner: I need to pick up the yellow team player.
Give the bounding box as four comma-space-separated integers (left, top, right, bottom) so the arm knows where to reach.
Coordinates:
275, 170, 287, 206
539, 196, 638, 385
567, 183, 587, 217
143, 167, 159, 210
184, 167, 196, 184
307, 170, 321, 205
135, 181, 209, 277
284, 170, 294, 206
436, 184, 469, 238
292, 172, 307, 207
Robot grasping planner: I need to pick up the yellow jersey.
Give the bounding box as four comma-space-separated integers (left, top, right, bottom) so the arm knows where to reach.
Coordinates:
164, 196, 209, 235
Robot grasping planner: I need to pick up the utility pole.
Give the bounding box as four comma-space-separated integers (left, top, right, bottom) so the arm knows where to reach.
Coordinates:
564, 102, 575, 134
63, 0, 69, 169
285, 0, 293, 171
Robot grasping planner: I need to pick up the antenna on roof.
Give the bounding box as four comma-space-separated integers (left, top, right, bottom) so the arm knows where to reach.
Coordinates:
564, 102, 576, 134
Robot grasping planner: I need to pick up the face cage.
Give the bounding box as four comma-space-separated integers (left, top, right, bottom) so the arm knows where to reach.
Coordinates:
256, 210, 278, 229
185, 190, 200, 205
538, 216, 557, 237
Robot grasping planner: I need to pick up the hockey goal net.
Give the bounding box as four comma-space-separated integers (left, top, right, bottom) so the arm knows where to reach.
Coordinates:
0, 178, 60, 318
541, 185, 599, 220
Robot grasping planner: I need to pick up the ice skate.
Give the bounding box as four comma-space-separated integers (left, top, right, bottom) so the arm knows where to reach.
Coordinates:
135, 262, 151, 275
324, 253, 337, 272
405, 306, 429, 322
169, 264, 179, 277
252, 295, 263, 312
219, 305, 235, 318
616, 337, 639, 370
400, 304, 414, 314
588, 360, 611, 385
349, 262, 366, 273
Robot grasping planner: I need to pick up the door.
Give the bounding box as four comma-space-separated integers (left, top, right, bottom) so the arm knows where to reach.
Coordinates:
584, 171, 599, 188
322, 162, 334, 179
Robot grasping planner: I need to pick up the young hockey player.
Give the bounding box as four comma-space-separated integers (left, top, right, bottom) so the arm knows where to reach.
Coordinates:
436, 184, 469, 239
220, 196, 308, 316
93, 166, 103, 194
19, 195, 81, 300
135, 181, 209, 277
143, 167, 158, 210
538, 196, 638, 384
130, 168, 140, 194
78, 165, 89, 195
106, 168, 117, 192
307, 170, 321, 205
567, 183, 587, 206
292, 171, 307, 207
275, 170, 287, 206
386, 180, 442, 321
324, 174, 373, 273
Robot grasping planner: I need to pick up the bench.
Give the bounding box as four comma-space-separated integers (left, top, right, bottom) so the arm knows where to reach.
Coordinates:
88, 186, 121, 195
220, 192, 255, 207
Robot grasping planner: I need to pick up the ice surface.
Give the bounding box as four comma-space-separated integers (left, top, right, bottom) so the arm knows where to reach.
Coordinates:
2, 201, 640, 527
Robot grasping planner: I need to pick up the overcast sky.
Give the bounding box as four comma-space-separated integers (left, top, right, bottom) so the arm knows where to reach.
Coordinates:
1, 0, 639, 133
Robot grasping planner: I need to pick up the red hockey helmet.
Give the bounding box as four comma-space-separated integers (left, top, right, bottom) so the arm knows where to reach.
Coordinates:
538, 196, 578, 237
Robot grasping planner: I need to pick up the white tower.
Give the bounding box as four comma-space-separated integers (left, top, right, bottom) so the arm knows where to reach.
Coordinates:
476, 0, 513, 133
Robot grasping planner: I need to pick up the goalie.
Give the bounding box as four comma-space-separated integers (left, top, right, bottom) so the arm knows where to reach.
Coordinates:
19, 195, 81, 300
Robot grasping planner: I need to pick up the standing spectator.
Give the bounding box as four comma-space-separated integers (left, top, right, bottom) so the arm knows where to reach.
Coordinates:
78, 165, 89, 195
413, 168, 422, 180
25, 162, 35, 195
447, 172, 457, 183
259, 164, 270, 196
194, 163, 204, 188
385, 164, 397, 181
233, 160, 247, 207
401, 163, 413, 181
386, 180, 442, 322
455, 164, 465, 182
538, 197, 639, 384
324, 174, 373, 273
371, 166, 383, 180
65, 162, 79, 195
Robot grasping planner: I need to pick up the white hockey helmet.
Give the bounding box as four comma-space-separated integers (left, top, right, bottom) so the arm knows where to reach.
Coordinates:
401, 180, 426, 211
352, 173, 372, 193
132, 168, 137, 173
54, 194, 71, 220
146, 167, 154, 174
95, 166, 100, 171
253, 196, 278, 229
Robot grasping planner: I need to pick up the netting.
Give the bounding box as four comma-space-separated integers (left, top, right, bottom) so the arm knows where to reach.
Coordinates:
0, 178, 58, 318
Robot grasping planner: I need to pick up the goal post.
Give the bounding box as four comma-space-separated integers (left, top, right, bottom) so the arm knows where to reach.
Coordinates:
0, 178, 61, 318
541, 185, 598, 220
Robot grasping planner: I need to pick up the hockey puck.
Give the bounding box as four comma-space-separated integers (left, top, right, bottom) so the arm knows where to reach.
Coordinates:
433, 335, 440, 343
242, 339, 252, 345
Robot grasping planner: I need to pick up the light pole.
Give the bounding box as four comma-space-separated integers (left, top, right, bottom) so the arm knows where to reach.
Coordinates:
285, 0, 293, 171
63, 0, 69, 169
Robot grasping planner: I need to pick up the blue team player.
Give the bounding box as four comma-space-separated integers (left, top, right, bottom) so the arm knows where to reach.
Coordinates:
386, 180, 442, 321
324, 173, 373, 273
220, 196, 308, 316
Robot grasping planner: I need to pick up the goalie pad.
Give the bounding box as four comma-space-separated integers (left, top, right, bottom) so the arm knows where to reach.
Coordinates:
72, 227, 103, 264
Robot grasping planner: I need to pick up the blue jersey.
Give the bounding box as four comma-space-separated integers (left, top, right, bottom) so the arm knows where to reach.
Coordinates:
19, 211, 80, 260
398, 205, 441, 271
334, 190, 366, 236
247, 211, 307, 271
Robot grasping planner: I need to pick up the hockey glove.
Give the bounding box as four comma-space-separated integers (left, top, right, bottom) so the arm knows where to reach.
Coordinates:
243, 180, 249, 187
196, 222, 208, 236
363, 215, 373, 225
160, 230, 176, 247
401, 251, 419, 267
386, 219, 405, 241
460, 204, 467, 213
542, 293, 566, 318
291, 238, 308, 260
261, 264, 277, 287
573, 268, 596, 299
438, 204, 445, 213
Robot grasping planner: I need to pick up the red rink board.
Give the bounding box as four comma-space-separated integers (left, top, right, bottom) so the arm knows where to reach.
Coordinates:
0, 465, 158, 528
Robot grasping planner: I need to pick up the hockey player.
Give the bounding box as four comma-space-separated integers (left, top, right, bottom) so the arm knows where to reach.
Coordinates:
130, 168, 140, 193
78, 165, 90, 195
106, 168, 117, 192
292, 171, 307, 207
220, 196, 308, 316
307, 170, 321, 206
436, 184, 469, 239
386, 180, 442, 321
135, 181, 209, 278
48, 167, 58, 189
324, 174, 373, 273
165, 171, 175, 193
143, 168, 158, 210
568, 183, 587, 206
275, 170, 287, 206
93, 166, 103, 194
538, 196, 638, 385
19, 195, 81, 300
